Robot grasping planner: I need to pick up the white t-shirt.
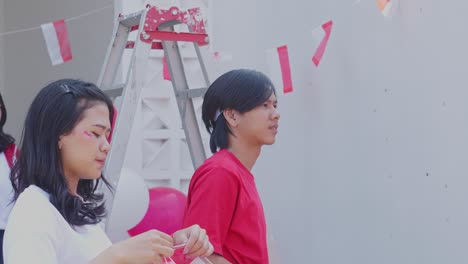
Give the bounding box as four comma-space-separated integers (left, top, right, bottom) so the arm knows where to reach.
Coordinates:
0, 152, 13, 229
3, 185, 112, 264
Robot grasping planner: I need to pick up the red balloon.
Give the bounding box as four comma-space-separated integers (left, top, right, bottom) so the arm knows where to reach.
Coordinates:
128, 187, 187, 236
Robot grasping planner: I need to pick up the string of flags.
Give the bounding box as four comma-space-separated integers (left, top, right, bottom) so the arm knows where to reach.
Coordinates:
265, 1, 395, 94
0, 1, 395, 86
0, 5, 112, 66
266, 19, 334, 95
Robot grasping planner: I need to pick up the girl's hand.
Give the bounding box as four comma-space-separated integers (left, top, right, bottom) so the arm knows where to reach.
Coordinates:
172, 224, 214, 259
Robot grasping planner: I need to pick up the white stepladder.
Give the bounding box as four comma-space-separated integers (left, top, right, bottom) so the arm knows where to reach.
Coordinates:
97, 5, 212, 229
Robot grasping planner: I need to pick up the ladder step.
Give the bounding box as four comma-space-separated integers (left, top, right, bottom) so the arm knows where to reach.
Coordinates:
119, 11, 143, 28
144, 31, 208, 45
126, 41, 163, 50
175, 88, 207, 99
103, 84, 125, 98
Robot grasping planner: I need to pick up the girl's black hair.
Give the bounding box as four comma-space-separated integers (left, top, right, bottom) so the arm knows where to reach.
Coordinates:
202, 69, 276, 153
0, 93, 15, 152
10, 79, 114, 227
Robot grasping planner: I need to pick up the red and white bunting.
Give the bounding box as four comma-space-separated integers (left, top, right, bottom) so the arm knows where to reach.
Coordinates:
377, 0, 393, 17
311, 20, 333, 67
40, 20, 72, 66
266, 45, 293, 94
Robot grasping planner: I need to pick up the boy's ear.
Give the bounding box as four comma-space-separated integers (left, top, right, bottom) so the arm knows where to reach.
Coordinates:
58, 135, 65, 150
223, 108, 238, 127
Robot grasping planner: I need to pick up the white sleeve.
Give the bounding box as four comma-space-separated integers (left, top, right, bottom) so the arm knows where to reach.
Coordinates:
3, 188, 61, 264
4, 230, 59, 264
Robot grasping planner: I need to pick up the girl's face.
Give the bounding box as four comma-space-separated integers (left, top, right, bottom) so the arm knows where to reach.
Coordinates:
235, 93, 280, 147
59, 103, 111, 188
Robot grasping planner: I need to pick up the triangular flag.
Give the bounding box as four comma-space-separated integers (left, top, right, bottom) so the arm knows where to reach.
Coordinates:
311, 20, 333, 67
41, 20, 72, 66
266, 45, 293, 94
377, 0, 393, 16
162, 56, 171, 80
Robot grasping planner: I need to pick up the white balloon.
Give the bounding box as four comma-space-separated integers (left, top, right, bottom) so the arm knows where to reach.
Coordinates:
105, 167, 149, 242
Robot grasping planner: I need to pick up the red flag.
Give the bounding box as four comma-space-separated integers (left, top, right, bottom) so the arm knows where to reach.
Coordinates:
41, 20, 72, 65
377, 0, 393, 16
312, 20, 333, 67
277, 45, 293, 94
266, 45, 294, 94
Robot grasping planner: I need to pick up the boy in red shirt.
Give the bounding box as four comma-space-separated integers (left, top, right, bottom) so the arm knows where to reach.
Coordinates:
183, 69, 280, 264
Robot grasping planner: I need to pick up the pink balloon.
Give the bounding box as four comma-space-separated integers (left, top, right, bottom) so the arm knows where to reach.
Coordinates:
128, 187, 187, 237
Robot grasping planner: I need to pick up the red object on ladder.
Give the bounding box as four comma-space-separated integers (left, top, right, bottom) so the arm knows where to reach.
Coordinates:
141, 6, 208, 46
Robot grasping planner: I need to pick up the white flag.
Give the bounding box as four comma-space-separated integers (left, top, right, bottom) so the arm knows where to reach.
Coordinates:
41, 19, 72, 66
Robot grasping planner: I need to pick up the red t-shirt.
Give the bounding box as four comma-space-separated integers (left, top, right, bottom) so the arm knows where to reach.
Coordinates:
183, 149, 269, 264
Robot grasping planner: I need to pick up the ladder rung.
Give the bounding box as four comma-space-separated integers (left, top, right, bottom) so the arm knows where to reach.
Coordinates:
103, 84, 125, 98
175, 88, 207, 99
119, 11, 143, 28
126, 41, 163, 49
144, 31, 208, 46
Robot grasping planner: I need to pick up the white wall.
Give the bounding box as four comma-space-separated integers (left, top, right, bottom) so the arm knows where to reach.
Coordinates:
1, 0, 114, 138
199, 0, 468, 263
0, 0, 6, 93
235, 0, 468, 263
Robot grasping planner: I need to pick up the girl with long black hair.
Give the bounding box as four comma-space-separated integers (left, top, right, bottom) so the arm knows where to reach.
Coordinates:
3, 79, 213, 264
